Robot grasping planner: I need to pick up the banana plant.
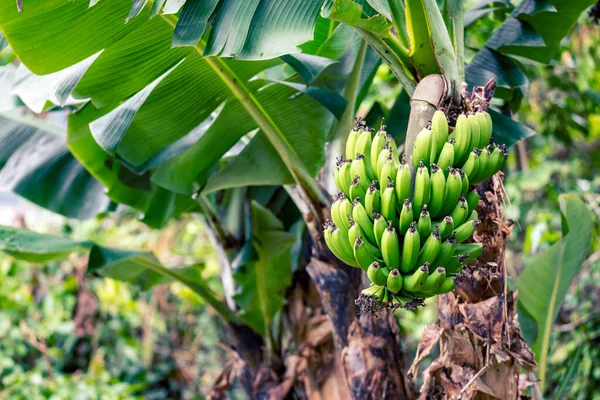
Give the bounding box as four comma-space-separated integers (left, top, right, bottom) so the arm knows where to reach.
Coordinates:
0, 0, 596, 398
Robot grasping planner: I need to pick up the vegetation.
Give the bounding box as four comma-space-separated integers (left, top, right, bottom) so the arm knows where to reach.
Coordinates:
0, 0, 598, 398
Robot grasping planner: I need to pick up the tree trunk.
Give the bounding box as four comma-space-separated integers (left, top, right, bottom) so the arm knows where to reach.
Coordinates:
408, 174, 537, 399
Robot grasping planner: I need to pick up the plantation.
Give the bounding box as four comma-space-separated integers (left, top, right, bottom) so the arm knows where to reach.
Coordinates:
0, 0, 599, 399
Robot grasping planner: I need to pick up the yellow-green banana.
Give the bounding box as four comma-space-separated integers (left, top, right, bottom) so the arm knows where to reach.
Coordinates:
429, 164, 446, 218
351, 155, 371, 193
439, 168, 462, 216
379, 154, 396, 188
399, 199, 414, 235
465, 190, 480, 215
432, 234, 456, 268
355, 129, 377, 181
413, 161, 430, 214
377, 146, 391, 179
417, 205, 432, 242
412, 126, 433, 169
354, 236, 378, 271
325, 223, 359, 268
381, 181, 398, 228
449, 196, 469, 226
454, 220, 479, 244
457, 242, 484, 261
459, 169, 469, 194
489, 144, 507, 173
367, 261, 389, 286
352, 199, 377, 246
330, 194, 346, 231
395, 156, 411, 208
348, 218, 381, 257
476, 111, 492, 148
403, 263, 429, 291
386, 269, 403, 293
431, 110, 449, 157
436, 139, 455, 175
450, 114, 470, 165
461, 149, 480, 182
381, 221, 400, 270
336, 158, 352, 197
473, 146, 491, 183
467, 114, 481, 152
417, 226, 442, 266
421, 267, 446, 293
349, 175, 366, 201
400, 222, 420, 273
438, 216, 454, 239
371, 126, 387, 174
373, 212, 387, 247
386, 134, 401, 167
364, 182, 380, 216
445, 254, 468, 275
345, 126, 361, 160
436, 277, 455, 294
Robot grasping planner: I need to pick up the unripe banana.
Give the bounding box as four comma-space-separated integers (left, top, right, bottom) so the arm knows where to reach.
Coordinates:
431, 110, 449, 157
476, 111, 492, 148
336, 158, 352, 197
355, 129, 377, 181
445, 254, 469, 275
377, 146, 392, 179
465, 190, 480, 215
349, 175, 366, 202
403, 262, 429, 291
473, 146, 491, 183
381, 181, 398, 228
416, 226, 442, 266
417, 205, 432, 242
450, 114, 470, 165
429, 164, 446, 218
386, 134, 401, 167
400, 222, 420, 273
386, 269, 403, 293
469, 210, 478, 222
395, 156, 412, 208
413, 161, 430, 214
324, 223, 359, 268
438, 216, 454, 239
345, 126, 361, 160
367, 261, 389, 286
361, 284, 383, 297
412, 126, 433, 170
379, 154, 396, 189
399, 199, 414, 235
435, 277, 455, 294
454, 220, 479, 244
351, 154, 371, 193
348, 218, 381, 257
330, 194, 346, 231
489, 144, 507, 173
432, 234, 456, 268
373, 212, 387, 247
364, 181, 381, 217
458, 169, 469, 195
381, 221, 400, 270
421, 267, 446, 293
354, 236, 379, 271
449, 196, 469, 226
456, 242, 484, 261
334, 158, 344, 194
467, 114, 481, 152
439, 168, 462, 216
461, 148, 480, 182
371, 126, 387, 174
352, 199, 378, 246
436, 139, 455, 176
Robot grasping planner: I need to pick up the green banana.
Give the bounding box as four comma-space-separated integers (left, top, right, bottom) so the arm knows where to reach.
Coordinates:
348, 218, 381, 257
399, 199, 414, 235
432, 234, 456, 268
386, 134, 401, 167
381, 181, 398, 228
454, 220, 479, 244
336, 158, 352, 197
403, 263, 429, 292
354, 236, 379, 271
450, 114, 470, 165
476, 111, 492, 148
386, 269, 403, 293
439, 168, 462, 216
449, 196, 469, 226
461, 148, 480, 182
446, 254, 469, 275
330, 194, 346, 231
371, 126, 387, 174
416, 226, 442, 266
361, 284, 383, 297
459, 169, 469, 195
400, 222, 420, 273
413, 161, 431, 214
431, 110, 449, 157
436, 139, 455, 175
436, 277, 455, 294
421, 267, 446, 294
352, 199, 378, 246
377, 146, 391, 179
429, 164, 446, 218
466, 114, 481, 152
438, 216, 454, 239
469, 210, 478, 222
379, 154, 396, 189
395, 156, 411, 208
373, 212, 387, 247
345, 126, 361, 160
381, 221, 400, 270
351, 154, 370, 192
364, 181, 381, 217
324, 223, 359, 268
489, 144, 508, 173
349, 175, 366, 201
367, 262, 389, 286
466, 190, 480, 215
355, 128, 377, 181
417, 205, 432, 242
412, 126, 433, 169
456, 242, 484, 261
473, 146, 491, 183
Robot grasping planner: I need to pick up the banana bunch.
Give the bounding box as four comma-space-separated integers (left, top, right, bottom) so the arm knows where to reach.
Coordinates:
325, 111, 507, 308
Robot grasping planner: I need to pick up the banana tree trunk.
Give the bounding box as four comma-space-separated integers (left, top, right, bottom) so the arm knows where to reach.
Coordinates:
408, 173, 537, 399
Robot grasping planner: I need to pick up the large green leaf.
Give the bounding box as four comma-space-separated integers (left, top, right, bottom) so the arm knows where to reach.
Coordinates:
232, 201, 294, 336
516, 194, 593, 389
